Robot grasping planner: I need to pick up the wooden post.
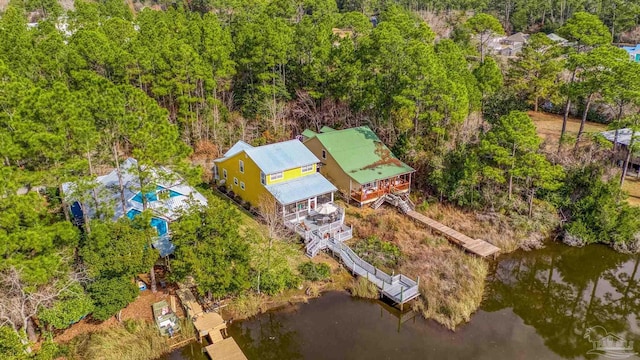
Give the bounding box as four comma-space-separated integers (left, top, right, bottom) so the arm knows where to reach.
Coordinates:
400, 287, 404, 311
417, 276, 420, 288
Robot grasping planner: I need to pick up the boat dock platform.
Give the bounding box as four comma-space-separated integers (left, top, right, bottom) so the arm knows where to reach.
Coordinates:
175, 288, 247, 360
296, 231, 420, 305
405, 210, 500, 258
325, 238, 420, 305
204, 337, 248, 360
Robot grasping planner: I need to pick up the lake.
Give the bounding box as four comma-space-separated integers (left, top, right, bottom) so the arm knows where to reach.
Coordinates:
163, 242, 640, 359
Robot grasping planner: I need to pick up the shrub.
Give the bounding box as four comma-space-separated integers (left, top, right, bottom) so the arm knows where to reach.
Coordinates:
88, 277, 139, 321
69, 320, 169, 360
39, 284, 94, 330
0, 326, 28, 360
349, 277, 379, 299
353, 236, 402, 272
298, 262, 331, 282
258, 267, 300, 295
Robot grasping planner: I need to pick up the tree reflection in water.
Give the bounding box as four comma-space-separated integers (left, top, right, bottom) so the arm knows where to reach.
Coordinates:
483, 242, 640, 358
232, 310, 303, 360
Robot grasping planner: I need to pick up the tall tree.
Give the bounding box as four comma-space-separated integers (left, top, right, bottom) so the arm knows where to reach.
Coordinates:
479, 111, 542, 200
507, 33, 564, 112
464, 13, 504, 63
572, 45, 628, 148
557, 12, 612, 151
170, 198, 251, 298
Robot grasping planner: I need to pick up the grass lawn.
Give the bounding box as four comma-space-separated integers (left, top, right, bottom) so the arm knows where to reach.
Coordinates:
529, 111, 607, 143
622, 176, 640, 207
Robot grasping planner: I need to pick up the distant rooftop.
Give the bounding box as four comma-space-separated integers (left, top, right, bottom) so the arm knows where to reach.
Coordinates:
601, 128, 640, 147
547, 33, 568, 43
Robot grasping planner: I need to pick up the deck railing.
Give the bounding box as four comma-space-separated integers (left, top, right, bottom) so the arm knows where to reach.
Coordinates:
351, 181, 411, 203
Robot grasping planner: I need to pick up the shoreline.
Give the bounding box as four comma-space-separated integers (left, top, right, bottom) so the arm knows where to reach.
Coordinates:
52, 200, 562, 357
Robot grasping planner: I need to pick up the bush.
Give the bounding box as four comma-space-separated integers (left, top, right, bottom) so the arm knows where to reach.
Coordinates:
39, 284, 94, 330
558, 166, 640, 249
0, 326, 28, 360
69, 320, 168, 360
353, 236, 402, 272
88, 277, 139, 321
258, 267, 301, 295
298, 262, 331, 282
349, 277, 379, 299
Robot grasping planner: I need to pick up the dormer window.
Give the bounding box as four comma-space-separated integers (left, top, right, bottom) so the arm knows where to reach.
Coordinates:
270, 172, 284, 181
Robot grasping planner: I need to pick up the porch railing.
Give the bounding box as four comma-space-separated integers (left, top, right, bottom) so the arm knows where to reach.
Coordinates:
351, 181, 410, 203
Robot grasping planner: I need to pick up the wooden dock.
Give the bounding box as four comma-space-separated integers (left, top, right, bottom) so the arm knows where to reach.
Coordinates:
204, 337, 248, 360
175, 288, 248, 360
405, 211, 500, 258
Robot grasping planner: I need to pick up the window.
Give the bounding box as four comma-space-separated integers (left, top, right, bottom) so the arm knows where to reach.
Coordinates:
322, 149, 327, 159
260, 172, 266, 185
239, 160, 244, 173
240, 181, 245, 190
234, 177, 238, 186
223, 169, 227, 179
270, 172, 284, 181
301, 164, 314, 173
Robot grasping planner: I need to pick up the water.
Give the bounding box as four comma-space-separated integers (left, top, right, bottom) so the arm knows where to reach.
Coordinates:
165, 242, 640, 359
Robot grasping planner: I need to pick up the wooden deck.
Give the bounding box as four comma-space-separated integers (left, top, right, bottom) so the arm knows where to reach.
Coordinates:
204, 337, 248, 360
405, 211, 500, 258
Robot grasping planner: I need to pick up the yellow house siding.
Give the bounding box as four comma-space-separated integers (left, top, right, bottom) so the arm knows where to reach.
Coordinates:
266, 164, 316, 185
216, 153, 271, 207
303, 138, 354, 197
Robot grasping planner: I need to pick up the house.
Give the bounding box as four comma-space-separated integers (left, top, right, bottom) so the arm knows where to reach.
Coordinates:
214, 139, 352, 253
546, 33, 568, 45
486, 32, 529, 57
301, 126, 415, 206
501, 32, 529, 56
214, 139, 339, 219
601, 128, 640, 171
503, 32, 529, 46
62, 158, 208, 256
622, 44, 640, 62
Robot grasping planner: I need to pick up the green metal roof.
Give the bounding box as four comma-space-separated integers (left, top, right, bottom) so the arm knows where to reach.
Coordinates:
302, 129, 318, 139
319, 126, 336, 133
310, 126, 414, 185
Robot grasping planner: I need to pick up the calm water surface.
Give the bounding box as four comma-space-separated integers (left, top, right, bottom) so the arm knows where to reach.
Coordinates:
164, 242, 640, 359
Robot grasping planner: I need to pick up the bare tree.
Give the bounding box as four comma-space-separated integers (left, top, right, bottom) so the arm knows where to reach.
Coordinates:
257, 194, 286, 242
0, 266, 88, 346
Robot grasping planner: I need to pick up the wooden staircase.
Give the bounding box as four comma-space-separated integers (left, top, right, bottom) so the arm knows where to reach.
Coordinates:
370, 195, 387, 210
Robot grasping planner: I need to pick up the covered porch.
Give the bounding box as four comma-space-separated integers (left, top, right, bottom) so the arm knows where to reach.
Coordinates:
350, 173, 412, 205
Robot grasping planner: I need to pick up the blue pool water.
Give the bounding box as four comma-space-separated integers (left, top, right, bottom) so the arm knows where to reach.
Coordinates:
151, 217, 168, 236
126, 209, 141, 219
132, 186, 182, 203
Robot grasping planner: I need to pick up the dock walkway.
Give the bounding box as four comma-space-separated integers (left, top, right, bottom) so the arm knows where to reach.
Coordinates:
299, 231, 419, 305
405, 210, 500, 258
